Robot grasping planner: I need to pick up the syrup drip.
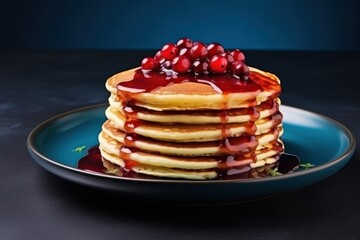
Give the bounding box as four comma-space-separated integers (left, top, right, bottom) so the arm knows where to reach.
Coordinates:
78, 147, 300, 180
116, 131, 258, 156
77, 146, 105, 173
124, 119, 141, 133
113, 69, 283, 174
118, 70, 274, 95
220, 136, 257, 155
217, 154, 256, 169
120, 99, 273, 118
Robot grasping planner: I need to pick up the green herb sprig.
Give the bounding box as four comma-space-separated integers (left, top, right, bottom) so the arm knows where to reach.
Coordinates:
299, 163, 315, 170
267, 167, 282, 176
72, 145, 86, 153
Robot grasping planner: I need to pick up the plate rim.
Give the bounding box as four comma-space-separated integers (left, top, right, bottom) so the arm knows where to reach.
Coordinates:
27, 103, 356, 184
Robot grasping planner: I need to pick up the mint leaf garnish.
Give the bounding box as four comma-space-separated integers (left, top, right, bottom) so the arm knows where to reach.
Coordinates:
267, 167, 282, 176
72, 145, 86, 153
299, 163, 315, 170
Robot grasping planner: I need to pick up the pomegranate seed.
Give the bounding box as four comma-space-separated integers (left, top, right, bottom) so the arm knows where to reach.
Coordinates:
176, 38, 193, 49
171, 56, 191, 73
179, 48, 192, 59
221, 51, 235, 65
141, 57, 158, 71
209, 55, 228, 73
161, 44, 179, 60
162, 60, 172, 69
154, 51, 165, 63
232, 61, 249, 80
231, 49, 245, 62
192, 60, 209, 74
207, 43, 225, 58
190, 43, 208, 60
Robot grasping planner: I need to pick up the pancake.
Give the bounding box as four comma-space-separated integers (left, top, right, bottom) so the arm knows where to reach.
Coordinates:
108, 95, 280, 124
104, 106, 282, 142
101, 120, 283, 156
99, 130, 282, 168
105, 67, 280, 110
99, 131, 282, 179
98, 40, 284, 180
101, 157, 275, 180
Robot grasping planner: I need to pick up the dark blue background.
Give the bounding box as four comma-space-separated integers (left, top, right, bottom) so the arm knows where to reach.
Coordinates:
1, 0, 359, 50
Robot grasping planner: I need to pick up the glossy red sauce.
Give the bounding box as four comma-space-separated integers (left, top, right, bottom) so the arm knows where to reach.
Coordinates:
117, 70, 273, 94
95, 68, 284, 177
78, 146, 299, 180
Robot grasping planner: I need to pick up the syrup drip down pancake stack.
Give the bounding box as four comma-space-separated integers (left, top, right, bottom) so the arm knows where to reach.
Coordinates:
98, 38, 284, 180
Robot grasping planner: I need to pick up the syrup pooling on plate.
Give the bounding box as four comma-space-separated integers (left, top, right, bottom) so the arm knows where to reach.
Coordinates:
78, 146, 300, 180
78, 146, 106, 173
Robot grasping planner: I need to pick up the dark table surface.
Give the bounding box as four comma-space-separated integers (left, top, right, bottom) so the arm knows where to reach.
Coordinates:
1, 50, 359, 239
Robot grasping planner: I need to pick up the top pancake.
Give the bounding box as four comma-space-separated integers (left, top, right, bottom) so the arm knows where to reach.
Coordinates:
105, 67, 281, 110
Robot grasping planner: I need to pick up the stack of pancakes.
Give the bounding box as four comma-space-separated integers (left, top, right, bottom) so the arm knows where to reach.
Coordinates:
98, 67, 283, 180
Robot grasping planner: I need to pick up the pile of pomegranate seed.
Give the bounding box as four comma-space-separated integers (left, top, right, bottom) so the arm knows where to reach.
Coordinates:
141, 38, 249, 80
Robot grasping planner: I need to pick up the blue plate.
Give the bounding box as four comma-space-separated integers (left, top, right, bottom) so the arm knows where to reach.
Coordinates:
27, 104, 356, 204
